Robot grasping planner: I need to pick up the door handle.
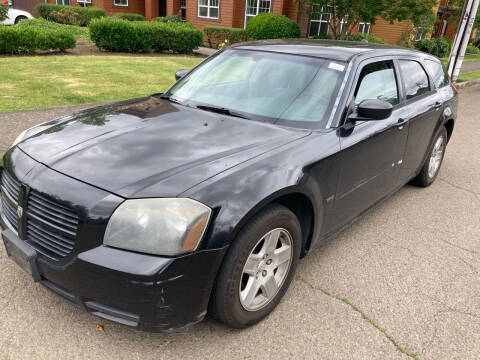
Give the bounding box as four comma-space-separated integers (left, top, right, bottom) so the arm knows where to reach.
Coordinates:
394, 117, 409, 130
430, 101, 442, 110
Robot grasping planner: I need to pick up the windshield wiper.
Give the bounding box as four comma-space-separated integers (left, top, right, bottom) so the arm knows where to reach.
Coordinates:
196, 105, 250, 119
158, 93, 183, 105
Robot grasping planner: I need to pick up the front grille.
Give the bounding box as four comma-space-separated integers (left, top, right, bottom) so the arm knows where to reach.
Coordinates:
0, 170, 21, 231
26, 190, 78, 260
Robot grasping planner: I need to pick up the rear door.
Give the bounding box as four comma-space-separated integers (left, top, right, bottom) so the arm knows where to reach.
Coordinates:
332, 58, 410, 225
396, 58, 443, 184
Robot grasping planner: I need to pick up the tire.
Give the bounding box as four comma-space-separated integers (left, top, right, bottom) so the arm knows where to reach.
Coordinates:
209, 203, 302, 328
14, 16, 27, 24
412, 127, 448, 187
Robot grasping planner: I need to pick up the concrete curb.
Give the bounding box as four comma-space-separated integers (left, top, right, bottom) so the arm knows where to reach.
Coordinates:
457, 78, 480, 89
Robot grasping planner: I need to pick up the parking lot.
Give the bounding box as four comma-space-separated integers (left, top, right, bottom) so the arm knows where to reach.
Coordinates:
0, 87, 479, 359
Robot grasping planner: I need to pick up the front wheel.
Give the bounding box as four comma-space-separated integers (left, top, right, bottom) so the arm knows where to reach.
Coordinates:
412, 127, 448, 187
210, 204, 301, 328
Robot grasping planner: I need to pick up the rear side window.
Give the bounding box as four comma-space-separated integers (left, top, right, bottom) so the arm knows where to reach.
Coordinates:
424, 59, 449, 88
355, 61, 399, 105
399, 60, 430, 100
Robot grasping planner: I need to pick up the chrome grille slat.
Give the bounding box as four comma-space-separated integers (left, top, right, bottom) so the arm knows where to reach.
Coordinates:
0, 171, 20, 231
28, 197, 79, 223
26, 189, 79, 260
27, 221, 75, 248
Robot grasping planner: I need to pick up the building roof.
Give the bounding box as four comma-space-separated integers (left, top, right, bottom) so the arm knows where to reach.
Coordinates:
232, 39, 427, 62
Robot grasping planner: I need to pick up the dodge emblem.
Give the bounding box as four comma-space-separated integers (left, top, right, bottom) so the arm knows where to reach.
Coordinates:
17, 206, 23, 218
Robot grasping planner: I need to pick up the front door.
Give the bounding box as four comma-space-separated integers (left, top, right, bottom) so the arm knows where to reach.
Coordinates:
332, 59, 409, 225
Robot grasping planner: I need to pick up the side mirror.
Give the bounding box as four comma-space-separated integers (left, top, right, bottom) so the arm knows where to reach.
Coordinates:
175, 69, 188, 81
352, 99, 393, 121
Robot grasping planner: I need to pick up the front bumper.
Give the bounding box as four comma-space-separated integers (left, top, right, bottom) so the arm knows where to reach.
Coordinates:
1, 224, 227, 332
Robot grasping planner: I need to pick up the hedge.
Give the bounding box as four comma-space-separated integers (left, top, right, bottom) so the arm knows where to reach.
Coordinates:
466, 44, 480, 54
115, 13, 146, 21
414, 37, 451, 58
0, 26, 76, 54
154, 13, 183, 23
89, 17, 203, 54
346, 33, 388, 44
0, 3, 8, 22
17, 18, 90, 39
246, 13, 300, 41
203, 26, 247, 48
36, 3, 106, 26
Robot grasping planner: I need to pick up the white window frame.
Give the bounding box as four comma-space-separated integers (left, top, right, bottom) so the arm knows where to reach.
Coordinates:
56, 0, 70, 5
244, 0, 271, 28
414, 27, 428, 41
309, 5, 332, 37
113, 0, 129, 7
339, 16, 348, 35
198, 0, 219, 19
358, 22, 370, 34
77, 0, 92, 4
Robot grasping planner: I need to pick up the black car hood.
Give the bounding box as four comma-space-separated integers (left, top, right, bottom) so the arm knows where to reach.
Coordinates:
18, 97, 310, 198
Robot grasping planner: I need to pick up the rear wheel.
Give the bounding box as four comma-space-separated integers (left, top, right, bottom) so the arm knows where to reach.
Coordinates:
15, 16, 27, 24
210, 204, 301, 328
412, 127, 448, 187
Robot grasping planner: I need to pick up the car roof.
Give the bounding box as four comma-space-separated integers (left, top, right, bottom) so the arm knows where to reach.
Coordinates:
231, 39, 434, 62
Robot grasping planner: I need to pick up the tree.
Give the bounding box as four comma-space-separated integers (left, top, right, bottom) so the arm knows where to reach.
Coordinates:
294, 0, 438, 39
0, 3, 8, 23
446, 0, 480, 31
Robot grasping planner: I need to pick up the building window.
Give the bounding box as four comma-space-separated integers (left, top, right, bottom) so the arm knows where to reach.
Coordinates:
113, 0, 128, 6
245, 0, 271, 26
198, 0, 219, 19
358, 22, 370, 34
56, 0, 70, 5
309, 5, 332, 37
339, 16, 348, 35
414, 27, 428, 41
180, 0, 186, 20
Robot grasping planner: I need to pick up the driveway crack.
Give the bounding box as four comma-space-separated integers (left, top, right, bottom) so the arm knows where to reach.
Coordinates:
298, 276, 419, 359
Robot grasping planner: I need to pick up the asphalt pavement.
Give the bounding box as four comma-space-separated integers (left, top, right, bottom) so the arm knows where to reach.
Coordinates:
0, 87, 479, 359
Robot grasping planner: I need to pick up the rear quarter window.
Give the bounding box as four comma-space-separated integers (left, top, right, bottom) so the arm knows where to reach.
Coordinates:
424, 59, 450, 88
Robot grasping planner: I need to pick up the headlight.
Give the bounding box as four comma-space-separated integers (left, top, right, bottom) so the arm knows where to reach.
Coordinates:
103, 198, 211, 256
10, 129, 28, 148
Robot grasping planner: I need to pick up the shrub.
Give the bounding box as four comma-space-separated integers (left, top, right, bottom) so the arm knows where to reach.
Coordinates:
154, 13, 183, 23
0, 3, 8, 22
346, 33, 388, 44
466, 44, 480, 54
36, 3, 106, 26
17, 18, 90, 39
414, 37, 451, 58
115, 13, 146, 21
0, 25, 76, 54
89, 17, 203, 53
203, 26, 247, 48
49, 8, 81, 26
246, 13, 300, 40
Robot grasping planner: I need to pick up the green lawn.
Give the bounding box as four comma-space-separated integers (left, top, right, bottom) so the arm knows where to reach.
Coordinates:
0, 55, 202, 112
441, 53, 480, 64
457, 69, 480, 82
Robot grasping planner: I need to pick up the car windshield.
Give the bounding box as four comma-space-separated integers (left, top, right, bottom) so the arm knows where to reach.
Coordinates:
165, 49, 347, 128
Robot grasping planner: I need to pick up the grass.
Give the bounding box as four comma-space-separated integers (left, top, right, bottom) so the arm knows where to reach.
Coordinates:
0, 55, 202, 112
457, 69, 480, 82
17, 19, 90, 39
441, 53, 480, 64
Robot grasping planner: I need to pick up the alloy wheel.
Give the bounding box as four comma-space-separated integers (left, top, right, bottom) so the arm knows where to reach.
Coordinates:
239, 228, 293, 311
428, 135, 445, 178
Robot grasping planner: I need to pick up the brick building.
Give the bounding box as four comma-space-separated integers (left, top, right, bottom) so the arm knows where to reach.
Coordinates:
13, 0, 466, 45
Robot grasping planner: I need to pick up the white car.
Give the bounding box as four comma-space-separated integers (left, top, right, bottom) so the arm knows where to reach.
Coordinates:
1, 2, 33, 25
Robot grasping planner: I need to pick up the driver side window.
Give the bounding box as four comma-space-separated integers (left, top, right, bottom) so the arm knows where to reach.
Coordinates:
354, 61, 399, 106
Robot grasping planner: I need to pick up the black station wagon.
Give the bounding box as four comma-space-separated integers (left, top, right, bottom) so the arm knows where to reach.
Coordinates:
1, 40, 458, 331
